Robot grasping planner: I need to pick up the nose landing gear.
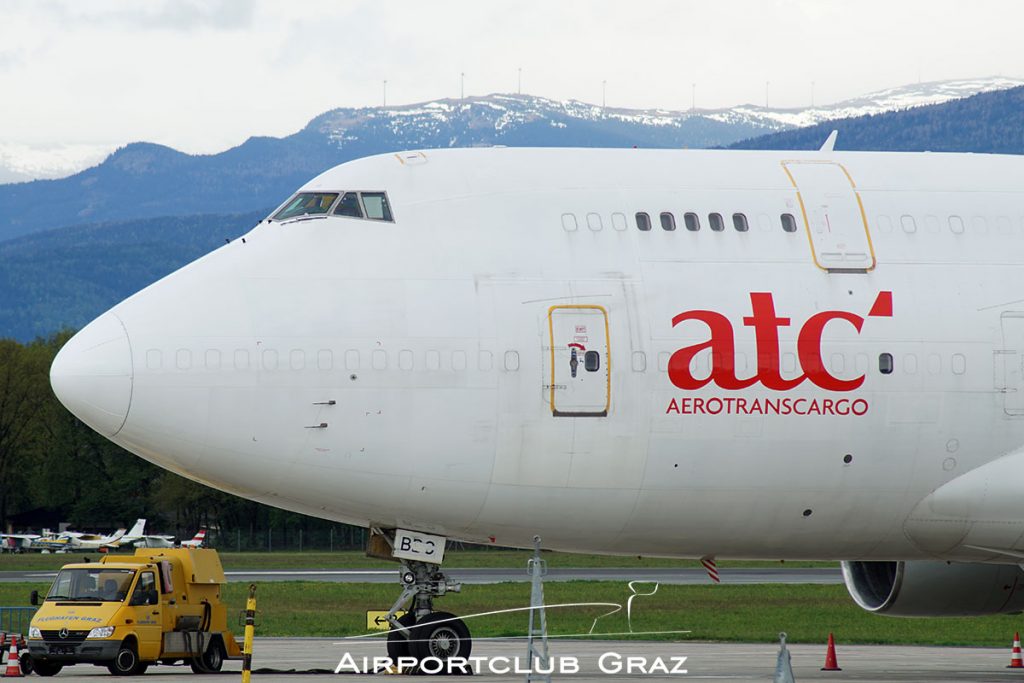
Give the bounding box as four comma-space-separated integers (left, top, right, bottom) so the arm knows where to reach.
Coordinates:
383, 558, 472, 673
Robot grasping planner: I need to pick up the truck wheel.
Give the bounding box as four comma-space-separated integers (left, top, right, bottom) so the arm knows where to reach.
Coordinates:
190, 638, 225, 673
18, 653, 33, 676
107, 640, 145, 676
31, 660, 62, 677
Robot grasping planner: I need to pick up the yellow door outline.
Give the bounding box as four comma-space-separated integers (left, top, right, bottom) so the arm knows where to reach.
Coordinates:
781, 160, 877, 272
547, 304, 611, 417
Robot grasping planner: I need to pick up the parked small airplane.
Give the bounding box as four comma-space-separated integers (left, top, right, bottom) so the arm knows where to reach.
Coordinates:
119, 519, 174, 548
179, 529, 207, 548
0, 532, 40, 553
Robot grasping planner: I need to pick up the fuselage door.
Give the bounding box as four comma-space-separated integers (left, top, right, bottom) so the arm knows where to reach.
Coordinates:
998, 312, 1024, 416
782, 161, 876, 272
547, 305, 610, 417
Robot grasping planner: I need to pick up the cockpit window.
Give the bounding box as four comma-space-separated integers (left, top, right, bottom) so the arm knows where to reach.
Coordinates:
361, 192, 393, 222
333, 192, 364, 218
273, 192, 339, 220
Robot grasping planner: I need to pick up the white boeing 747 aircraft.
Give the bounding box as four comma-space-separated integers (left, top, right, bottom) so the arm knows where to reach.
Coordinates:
49, 144, 1024, 664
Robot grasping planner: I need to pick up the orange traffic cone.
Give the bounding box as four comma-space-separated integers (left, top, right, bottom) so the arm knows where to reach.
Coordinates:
1008, 632, 1023, 668
821, 632, 842, 671
0, 634, 5, 652
3, 635, 23, 677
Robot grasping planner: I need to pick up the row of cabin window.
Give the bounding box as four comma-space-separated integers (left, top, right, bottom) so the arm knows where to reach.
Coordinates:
877, 214, 1024, 236
148, 346, 967, 378
145, 348, 521, 372
636, 211, 799, 233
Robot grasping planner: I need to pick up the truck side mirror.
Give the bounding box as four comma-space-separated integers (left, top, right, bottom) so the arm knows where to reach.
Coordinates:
30, 590, 39, 606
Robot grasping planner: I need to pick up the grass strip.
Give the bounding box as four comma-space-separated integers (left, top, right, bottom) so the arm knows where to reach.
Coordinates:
1, 581, 1019, 647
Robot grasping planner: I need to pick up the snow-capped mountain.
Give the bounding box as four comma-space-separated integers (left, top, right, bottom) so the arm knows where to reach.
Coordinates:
0, 142, 111, 184
715, 76, 1024, 129
311, 77, 1024, 154
1, 77, 1020, 184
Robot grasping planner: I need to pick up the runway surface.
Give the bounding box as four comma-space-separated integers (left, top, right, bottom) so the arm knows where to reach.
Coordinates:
32, 637, 1024, 681
0, 566, 842, 585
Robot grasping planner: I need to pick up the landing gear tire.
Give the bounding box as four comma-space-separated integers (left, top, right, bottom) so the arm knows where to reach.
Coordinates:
386, 612, 419, 663
410, 611, 472, 673
107, 640, 147, 676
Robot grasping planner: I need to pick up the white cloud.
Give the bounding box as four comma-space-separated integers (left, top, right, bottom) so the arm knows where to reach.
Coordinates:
0, 0, 1021, 155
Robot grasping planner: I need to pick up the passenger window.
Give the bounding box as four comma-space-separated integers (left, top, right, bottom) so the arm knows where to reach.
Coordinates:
781, 213, 798, 232
660, 212, 676, 231
333, 192, 363, 218
879, 353, 893, 375
684, 212, 700, 231
732, 213, 749, 232
631, 351, 646, 372
709, 213, 725, 232
361, 192, 394, 222
635, 212, 651, 231
273, 192, 339, 220
584, 350, 601, 372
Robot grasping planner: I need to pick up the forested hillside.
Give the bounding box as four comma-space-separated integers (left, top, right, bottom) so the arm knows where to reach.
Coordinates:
729, 85, 1024, 153
0, 211, 264, 341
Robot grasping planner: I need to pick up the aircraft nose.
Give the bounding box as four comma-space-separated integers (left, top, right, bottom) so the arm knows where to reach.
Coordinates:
50, 312, 133, 437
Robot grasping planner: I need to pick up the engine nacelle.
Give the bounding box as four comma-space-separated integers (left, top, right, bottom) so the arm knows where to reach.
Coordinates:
841, 560, 1024, 617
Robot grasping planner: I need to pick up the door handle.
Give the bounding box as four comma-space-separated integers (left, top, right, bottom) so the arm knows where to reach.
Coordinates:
151, 611, 159, 615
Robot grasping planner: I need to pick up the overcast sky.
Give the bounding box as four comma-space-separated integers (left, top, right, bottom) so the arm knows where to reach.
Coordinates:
2, 0, 1023, 154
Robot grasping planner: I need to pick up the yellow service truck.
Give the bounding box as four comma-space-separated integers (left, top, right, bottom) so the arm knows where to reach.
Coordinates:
26, 548, 243, 676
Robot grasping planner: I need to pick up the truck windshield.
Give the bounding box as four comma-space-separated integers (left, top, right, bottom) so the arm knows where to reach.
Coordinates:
46, 568, 136, 602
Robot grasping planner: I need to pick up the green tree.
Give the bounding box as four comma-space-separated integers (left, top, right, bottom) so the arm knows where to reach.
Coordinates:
0, 336, 53, 528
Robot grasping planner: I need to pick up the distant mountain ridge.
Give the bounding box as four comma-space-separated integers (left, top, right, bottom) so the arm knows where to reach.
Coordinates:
0, 77, 1019, 243
728, 84, 1024, 154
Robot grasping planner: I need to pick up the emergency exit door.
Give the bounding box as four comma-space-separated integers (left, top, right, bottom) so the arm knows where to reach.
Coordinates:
548, 305, 610, 417
782, 161, 876, 272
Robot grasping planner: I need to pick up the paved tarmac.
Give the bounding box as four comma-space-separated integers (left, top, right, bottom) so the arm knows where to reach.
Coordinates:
0, 567, 842, 585
28, 637, 1024, 681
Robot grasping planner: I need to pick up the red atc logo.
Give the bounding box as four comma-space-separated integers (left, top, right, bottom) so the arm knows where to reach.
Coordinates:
668, 291, 892, 392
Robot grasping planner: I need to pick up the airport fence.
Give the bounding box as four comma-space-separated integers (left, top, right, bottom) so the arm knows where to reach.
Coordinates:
0, 607, 36, 635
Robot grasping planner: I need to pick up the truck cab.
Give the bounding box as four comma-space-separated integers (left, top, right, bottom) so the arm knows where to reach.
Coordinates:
27, 548, 241, 676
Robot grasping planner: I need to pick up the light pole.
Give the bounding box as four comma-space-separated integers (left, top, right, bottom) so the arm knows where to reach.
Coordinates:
461, 72, 465, 99
383, 79, 387, 107
691, 82, 696, 111
602, 80, 607, 108
765, 80, 770, 109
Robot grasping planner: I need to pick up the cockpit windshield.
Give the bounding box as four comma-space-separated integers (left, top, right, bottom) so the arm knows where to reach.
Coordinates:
46, 568, 136, 602
273, 193, 339, 221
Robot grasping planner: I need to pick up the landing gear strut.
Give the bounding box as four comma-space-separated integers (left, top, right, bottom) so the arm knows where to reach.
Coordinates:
384, 559, 472, 672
